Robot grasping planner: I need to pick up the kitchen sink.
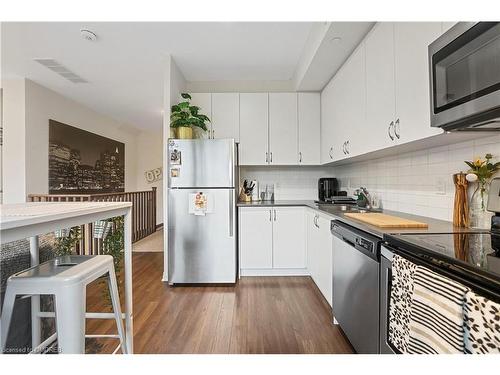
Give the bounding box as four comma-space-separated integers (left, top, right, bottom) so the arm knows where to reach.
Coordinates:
316, 204, 375, 215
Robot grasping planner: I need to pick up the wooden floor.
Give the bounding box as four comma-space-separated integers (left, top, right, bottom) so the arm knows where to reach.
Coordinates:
85, 253, 354, 354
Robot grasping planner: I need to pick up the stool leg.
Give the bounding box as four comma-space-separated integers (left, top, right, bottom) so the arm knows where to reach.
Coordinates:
0, 289, 17, 353
54, 286, 86, 354
107, 267, 127, 354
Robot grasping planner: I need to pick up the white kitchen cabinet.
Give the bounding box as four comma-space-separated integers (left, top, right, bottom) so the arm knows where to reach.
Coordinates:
320, 77, 338, 164
316, 214, 333, 306
239, 207, 273, 269
394, 22, 443, 145
365, 22, 397, 151
239, 93, 269, 166
273, 207, 306, 269
239, 207, 307, 274
307, 211, 333, 306
336, 44, 366, 158
211, 93, 240, 141
298, 93, 320, 165
269, 93, 298, 165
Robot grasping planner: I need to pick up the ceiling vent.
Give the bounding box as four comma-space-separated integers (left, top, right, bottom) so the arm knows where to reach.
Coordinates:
33, 58, 88, 84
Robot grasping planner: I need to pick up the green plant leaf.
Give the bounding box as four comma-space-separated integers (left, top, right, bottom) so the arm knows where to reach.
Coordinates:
181, 93, 192, 100
464, 161, 475, 169
178, 101, 190, 109
171, 104, 180, 113
196, 114, 211, 122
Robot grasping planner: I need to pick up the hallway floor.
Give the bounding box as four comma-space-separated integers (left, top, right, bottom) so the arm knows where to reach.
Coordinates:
85, 253, 354, 354
132, 229, 163, 253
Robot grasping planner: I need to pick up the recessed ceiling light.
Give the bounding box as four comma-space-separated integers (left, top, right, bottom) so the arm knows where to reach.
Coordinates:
80, 29, 97, 42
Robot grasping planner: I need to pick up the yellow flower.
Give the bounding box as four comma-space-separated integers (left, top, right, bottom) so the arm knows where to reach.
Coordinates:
473, 157, 483, 167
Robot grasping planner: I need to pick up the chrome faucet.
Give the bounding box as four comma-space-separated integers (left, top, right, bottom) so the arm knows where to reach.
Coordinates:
355, 187, 372, 210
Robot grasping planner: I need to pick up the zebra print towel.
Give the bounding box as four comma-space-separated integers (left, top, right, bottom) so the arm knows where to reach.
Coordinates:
389, 255, 418, 353
407, 266, 469, 354
464, 291, 500, 354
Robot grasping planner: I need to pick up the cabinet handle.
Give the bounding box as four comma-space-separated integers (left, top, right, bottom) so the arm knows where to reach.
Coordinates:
315, 215, 320, 228
313, 215, 317, 227
388, 121, 395, 141
274, 209, 277, 221
270, 152, 273, 163
394, 119, 400, 139
265, 152, 268, 163
346, 140, 350, 154
269, 209, 272, 222
299, 152, 302, 163
212, 129, 215, 139
329, 147, 333, 159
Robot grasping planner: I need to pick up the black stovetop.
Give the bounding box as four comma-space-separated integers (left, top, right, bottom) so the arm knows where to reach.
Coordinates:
386, 231, 499, 276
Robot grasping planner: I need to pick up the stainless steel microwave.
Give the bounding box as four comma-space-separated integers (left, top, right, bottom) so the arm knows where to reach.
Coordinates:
429, 22, 500, 131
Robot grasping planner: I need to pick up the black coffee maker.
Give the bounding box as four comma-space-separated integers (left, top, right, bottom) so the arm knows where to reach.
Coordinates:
318, 177, 339, 202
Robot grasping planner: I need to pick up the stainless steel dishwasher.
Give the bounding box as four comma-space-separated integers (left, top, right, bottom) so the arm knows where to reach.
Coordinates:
331, 220, 382, 354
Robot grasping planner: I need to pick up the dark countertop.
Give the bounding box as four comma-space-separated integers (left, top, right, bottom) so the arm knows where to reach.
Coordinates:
237, 200, 477, 238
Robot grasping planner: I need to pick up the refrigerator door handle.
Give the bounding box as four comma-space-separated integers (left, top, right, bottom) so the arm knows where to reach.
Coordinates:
229, 190, 234, 237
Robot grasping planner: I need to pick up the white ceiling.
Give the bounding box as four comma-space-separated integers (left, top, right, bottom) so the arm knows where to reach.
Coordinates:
1, 22, 369, 132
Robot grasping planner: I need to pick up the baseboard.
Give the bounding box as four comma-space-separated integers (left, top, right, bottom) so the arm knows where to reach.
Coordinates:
156, 223, 164, 230
240, 268, 310, 277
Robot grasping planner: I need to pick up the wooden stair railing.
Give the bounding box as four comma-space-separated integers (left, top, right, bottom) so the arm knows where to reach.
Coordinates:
28, 187, 157, 255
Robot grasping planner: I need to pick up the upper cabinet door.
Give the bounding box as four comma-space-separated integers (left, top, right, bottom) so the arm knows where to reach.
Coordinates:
211, 93, 240, 141
269, 93, 298, 165
188, 93, 212, 139
336, 44, 366, 159
320, 78, 336, 164
239, 93, 269, 166
365, 23, 396, 150
298, 93, 320, 165
394, 22, 443, 144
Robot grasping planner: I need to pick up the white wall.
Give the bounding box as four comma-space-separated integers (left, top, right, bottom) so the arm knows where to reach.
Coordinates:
2, 78, 141, 203
135, 130, 163, 224
2, 79, 26, 203
162, 56, 187, 280
185, 80, 294, 93
333, 134, 500, 221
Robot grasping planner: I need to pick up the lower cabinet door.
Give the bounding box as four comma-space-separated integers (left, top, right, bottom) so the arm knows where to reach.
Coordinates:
239, 208, 273, 269
316, 215, 333, 306
272, 207, 306, 268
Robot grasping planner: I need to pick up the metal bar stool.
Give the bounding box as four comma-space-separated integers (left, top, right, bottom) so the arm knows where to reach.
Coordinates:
1, 255, 126, 354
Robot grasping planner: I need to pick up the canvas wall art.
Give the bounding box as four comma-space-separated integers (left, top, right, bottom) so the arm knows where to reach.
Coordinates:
48, 119, 125, 194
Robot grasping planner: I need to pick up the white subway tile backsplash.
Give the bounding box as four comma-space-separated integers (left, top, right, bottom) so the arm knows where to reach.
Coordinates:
240, 136, 499, 222
335, 138, 500, 221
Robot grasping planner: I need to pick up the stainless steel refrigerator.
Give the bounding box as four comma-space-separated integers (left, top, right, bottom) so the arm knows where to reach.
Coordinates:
167, 139, 237, 284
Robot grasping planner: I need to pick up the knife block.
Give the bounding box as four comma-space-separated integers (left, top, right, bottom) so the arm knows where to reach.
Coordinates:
239, 188, 252, 202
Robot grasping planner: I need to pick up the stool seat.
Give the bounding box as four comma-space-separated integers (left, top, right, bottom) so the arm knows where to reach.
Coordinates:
10, 255, 113, 286
1, 255, 126, 354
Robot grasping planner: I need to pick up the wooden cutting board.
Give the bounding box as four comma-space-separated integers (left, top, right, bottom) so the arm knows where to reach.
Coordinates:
344, 212, 428, 228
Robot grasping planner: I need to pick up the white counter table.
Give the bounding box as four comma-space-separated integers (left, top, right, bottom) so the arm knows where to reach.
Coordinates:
0, 202, 134, 354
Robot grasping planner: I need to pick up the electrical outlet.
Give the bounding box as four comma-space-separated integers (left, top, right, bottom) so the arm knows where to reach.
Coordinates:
436, 177, 446, 195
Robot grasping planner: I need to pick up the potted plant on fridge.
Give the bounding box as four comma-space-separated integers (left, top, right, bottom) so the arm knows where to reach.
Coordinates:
170, 93, 211, 139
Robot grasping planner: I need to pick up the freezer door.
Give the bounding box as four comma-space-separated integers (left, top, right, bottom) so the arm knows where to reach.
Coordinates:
168, 188, 236, 283
168, 139, 235, 188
